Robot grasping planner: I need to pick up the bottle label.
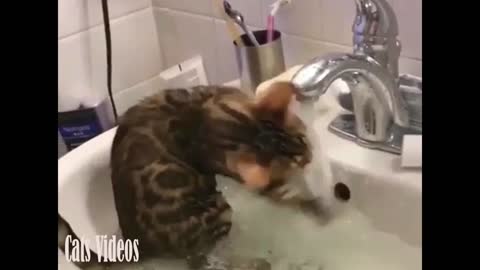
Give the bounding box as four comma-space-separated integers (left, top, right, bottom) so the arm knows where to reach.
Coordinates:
59, 121, 102, 151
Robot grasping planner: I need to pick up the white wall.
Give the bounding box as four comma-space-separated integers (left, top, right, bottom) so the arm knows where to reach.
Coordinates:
151, 0, 422, 84
58, 0, 165, 114
58, 0, 166, 157
58, 0, 421, 157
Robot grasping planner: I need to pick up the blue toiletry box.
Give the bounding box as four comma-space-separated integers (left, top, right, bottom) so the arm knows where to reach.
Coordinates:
58, 99, 115, 151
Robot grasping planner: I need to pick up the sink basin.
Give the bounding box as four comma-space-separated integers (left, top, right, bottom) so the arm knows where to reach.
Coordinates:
58, 80, 421, 270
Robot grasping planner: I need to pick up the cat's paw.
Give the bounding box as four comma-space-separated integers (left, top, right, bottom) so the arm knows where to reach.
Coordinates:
273, 181, 303, 201
269, 179, 313, 203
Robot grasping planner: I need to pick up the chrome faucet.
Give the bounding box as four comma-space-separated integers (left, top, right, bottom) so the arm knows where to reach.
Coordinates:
291, 0, 419, 154
352, 0, 401, 79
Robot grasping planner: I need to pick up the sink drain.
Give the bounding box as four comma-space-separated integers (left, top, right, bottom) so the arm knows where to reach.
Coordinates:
334, 182, 351, 201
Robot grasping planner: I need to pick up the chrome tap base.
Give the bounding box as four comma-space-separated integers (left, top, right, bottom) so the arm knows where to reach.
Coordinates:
291, 0, 422, 155
328, 114, 421, 155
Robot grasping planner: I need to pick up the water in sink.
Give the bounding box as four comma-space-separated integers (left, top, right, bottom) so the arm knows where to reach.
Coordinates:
62, 177, 420, 270
212, 178, 421, 270
59, 99, 420, 270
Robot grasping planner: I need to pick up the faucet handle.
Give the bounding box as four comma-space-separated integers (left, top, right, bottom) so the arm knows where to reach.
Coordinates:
353, 0, 399, 39
352, 0, 401, 79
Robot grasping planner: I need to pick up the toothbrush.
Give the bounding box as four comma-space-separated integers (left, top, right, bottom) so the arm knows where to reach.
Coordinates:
213, 0, 245, 47
266, 15, 275, 43
224, 1, 261, 47
267, 0, 291, 43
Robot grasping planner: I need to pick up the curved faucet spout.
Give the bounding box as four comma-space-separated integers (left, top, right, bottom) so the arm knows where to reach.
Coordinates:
291, 52, 409, 129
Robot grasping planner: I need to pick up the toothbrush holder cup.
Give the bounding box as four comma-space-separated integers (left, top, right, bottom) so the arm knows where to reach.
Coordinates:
234, 30, 286, 93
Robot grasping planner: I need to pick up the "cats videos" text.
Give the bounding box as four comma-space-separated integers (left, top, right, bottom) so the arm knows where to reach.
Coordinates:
64, 235, 140, 263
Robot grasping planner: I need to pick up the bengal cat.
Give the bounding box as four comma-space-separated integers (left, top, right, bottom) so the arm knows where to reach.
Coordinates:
58, 82, 315, 269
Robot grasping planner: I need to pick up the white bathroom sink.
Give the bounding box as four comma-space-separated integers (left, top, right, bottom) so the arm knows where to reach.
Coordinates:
312, 94, 421, 247
58, 79, 421, 270
256, 67, 422, 245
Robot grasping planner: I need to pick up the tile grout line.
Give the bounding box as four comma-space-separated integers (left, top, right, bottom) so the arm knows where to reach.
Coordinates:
59, 6, 151, 41
113, 73, 164, 97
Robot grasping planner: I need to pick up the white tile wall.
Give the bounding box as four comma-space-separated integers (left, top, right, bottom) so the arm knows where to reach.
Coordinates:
88, 9, 163, 96
399, 57, 422, 77
394, 0, 422, 59
152, 0, 422, 83
58, 1, 163, 112
58, 31, 96, 112
58, 0, 164, 155
282, 35, 351, 67
152, 0, 214, 16
153, 8, 181, 69
262, 0, 324, 40
321, 0, 356, 45
59, 0, 150, 39
213, 19, 240, 84
167, 10, 218, 83
113, 76, 167, 116
58, 0, 422, 156
215, 0, 265, 28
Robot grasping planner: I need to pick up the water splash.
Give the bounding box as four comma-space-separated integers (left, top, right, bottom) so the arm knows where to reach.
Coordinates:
289, 99, 337, 218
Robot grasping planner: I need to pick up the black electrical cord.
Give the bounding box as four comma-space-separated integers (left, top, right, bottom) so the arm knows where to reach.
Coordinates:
101, 0, 118, 123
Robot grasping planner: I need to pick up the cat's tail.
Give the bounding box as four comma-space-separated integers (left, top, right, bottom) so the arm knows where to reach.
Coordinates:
58, 214, 113, 270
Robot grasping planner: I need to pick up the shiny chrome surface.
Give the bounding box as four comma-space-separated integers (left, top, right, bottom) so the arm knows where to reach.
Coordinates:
328, 114, 421, 154
292, 53, 409, 142
235, 30, 286, 93
335, 74, 422, 132
291, 0, 420, 154
398, 75, 422, 132
353, 0, 401, 78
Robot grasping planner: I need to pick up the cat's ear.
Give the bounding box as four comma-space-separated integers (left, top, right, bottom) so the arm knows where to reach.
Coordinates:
253, 81, 297, 126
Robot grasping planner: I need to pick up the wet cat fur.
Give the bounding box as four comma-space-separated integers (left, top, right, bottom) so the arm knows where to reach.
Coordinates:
59, 82, 313, 269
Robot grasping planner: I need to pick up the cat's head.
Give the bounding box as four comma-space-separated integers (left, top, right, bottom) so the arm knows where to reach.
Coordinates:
222, 82, 313, 190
